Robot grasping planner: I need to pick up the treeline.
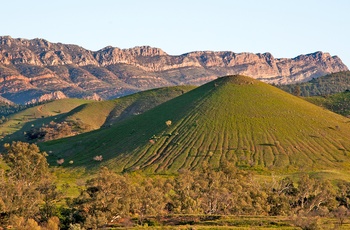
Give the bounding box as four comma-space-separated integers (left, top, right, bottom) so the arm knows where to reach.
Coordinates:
0, 103, 28, 117
1, 142, 350, 229
278, 71, 350, 97
305, 90, 350, 117
0, 100, 50, 117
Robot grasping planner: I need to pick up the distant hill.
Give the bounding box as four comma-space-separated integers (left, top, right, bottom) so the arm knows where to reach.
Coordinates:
278, 71, 350, 96
0, 85, 195, 143
0, 36, 347, 104
0, 98, 90, 139
41, 75, 350, 175
59, 85, 195, 131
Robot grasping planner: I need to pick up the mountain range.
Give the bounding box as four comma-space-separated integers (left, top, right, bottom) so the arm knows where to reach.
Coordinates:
0, 36, 348, 104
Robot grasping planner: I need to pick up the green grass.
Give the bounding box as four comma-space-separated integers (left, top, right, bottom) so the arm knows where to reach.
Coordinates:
41, 75, 350, 176
0, 98, 90, 142
0, 98, 90, 135
51, 167, 88, 197
64, 85, 196, 130
0, 86, 195, 144
64, 100, 119, 130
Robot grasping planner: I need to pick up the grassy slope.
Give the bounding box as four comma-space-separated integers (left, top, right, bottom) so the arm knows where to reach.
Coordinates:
41, 75, 350, 176
64, 85, 196, 130
305, 90, 350, 117
0, 86, 195, 144
63, 100, 119, 130
0, 98, 90, 137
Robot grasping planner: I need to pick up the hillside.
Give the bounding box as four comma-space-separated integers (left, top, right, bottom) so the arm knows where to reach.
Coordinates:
0, 98, 91, 140
41, 75, 350, 174
306, 90, 350, 117
1, 85, 195, 143
60, 85, 195, 130
278, 71, 350, 96
0, 36, 348, 104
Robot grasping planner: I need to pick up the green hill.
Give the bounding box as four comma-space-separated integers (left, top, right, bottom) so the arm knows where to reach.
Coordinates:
278, 71, 350, 96
0, 86, 195, 143
41, 75, 350, 175
0, 98, 90, 138
306, 90, 350, 117
63, 85, 196, 130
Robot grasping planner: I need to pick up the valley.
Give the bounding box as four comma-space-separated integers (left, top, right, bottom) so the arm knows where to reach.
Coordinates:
1, 63, 350, 229
2, 0, 350, 228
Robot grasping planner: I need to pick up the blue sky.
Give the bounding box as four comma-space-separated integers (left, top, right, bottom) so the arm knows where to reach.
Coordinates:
2, 0, 350, 66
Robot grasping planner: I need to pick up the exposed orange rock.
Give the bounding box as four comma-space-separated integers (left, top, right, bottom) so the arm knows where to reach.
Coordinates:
0, 36, 347, 104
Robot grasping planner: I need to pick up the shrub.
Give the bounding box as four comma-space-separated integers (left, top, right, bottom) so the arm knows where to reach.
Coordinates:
165, 120, 172, 127
93, 155, 103, 161
57, 158, 64, 165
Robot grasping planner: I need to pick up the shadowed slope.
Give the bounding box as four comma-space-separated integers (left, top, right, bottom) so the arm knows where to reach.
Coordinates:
0, 98, 90, 137
42, 75, 350, 174
61, 85, 196, 130
1, 86, 195, 144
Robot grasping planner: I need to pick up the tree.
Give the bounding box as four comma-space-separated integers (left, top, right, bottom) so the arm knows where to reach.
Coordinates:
71, 167, 129, 229
336, 181, 350, 209
293, 85, 301, 97
333, 206, 349, 227
0, 141, 59, 226
267, 177, 297, 215
173, 170, 202, 214
38, 180, 62, 222
165, 120, 172, 127
3, 141, 49, 182
128, 175, 166, 225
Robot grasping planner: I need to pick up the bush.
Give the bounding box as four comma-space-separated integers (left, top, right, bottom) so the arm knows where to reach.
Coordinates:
291, 213, 323, 230
93, 155, 103, 161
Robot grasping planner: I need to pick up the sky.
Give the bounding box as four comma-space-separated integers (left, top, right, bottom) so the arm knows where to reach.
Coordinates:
2, 0, 350, 66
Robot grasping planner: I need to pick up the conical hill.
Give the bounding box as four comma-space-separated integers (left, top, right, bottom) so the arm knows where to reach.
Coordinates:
42, 75, 350, 173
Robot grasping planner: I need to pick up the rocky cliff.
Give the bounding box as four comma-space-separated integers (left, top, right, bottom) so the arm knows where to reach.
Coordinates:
0, 36, 348, 104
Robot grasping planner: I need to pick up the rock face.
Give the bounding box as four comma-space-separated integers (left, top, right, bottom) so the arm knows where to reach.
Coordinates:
0, 36, 348, 104
27, 91, 67, 104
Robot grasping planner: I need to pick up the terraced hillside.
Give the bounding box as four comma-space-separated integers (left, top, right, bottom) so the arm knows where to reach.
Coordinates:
42, 75, 350, 174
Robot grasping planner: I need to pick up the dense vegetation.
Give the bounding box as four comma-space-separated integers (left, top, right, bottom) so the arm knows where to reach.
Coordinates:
278, 71, 350, 97
305, 90, 350, 117
41, 76, 350, 176
0, 101, 46, 117
1, 142, 350, 229
0, 142, 61, 229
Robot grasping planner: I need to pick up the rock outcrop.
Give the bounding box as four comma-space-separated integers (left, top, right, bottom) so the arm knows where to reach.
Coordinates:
0, 36, 348, 104
27, 91, 67, 104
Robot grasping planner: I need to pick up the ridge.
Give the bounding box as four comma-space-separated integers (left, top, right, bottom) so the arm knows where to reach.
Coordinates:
0, 36, 348, 104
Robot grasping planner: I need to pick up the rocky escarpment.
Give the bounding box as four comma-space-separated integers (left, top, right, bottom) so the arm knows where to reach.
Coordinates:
26, 91, 67, 104
0, 36, 348, 104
